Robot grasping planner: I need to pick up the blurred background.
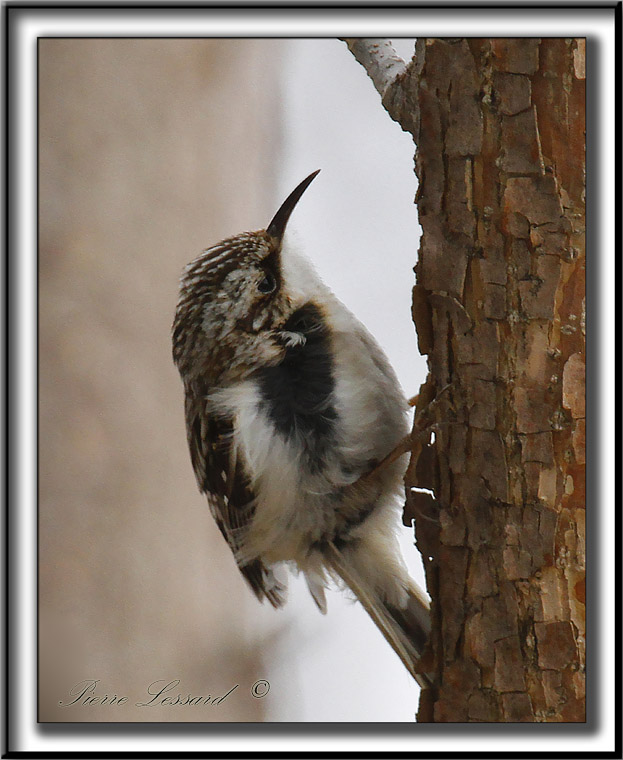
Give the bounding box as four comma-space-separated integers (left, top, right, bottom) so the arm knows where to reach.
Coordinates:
38, 37, 424, 723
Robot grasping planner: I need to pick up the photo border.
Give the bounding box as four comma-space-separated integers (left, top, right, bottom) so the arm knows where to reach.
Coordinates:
4, 1, 620, 757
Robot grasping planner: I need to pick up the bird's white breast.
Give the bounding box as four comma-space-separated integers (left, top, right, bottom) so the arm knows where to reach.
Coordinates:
208, 380, 336, 564
208, 242, 410, 567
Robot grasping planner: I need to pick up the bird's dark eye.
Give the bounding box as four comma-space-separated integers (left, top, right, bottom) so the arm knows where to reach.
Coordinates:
257, 271, 277, 294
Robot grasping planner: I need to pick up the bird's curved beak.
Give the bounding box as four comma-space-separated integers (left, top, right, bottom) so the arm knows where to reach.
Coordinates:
266, 169, 320, 246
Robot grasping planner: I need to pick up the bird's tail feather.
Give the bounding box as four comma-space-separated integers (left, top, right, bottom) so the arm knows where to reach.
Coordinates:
325, 542, 431, 688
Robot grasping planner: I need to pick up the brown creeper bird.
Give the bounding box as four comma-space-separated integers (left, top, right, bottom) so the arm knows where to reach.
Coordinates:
172, 170, 430, 682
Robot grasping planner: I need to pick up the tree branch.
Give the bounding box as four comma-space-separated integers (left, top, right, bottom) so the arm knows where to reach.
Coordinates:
341, 38, 406, 99
341, 38, 419, 136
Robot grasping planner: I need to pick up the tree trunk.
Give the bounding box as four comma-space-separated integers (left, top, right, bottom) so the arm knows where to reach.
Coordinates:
403, 38, 586, 722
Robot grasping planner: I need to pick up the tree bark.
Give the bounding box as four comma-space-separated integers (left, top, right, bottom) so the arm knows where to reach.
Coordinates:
347, 37, 586, 722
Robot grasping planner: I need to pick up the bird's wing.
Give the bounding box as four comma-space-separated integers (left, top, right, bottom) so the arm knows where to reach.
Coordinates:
184, 385, 286, 608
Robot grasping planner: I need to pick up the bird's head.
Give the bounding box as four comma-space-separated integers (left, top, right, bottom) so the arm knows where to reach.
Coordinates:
172, 170, 321, 383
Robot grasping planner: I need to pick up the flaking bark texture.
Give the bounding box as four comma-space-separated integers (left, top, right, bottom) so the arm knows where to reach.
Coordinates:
401, 39, 585, 722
